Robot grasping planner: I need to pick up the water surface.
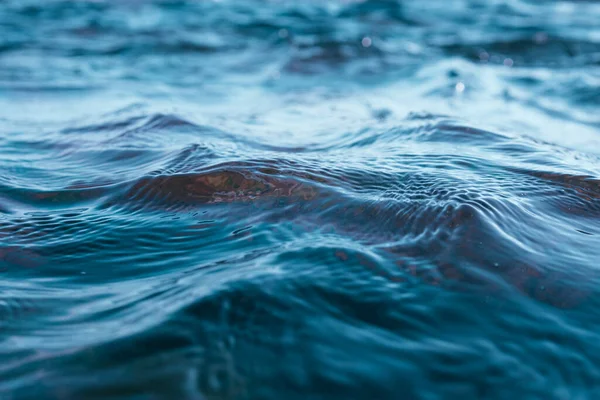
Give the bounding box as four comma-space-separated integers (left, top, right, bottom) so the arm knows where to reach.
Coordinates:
1, 0, 600, 398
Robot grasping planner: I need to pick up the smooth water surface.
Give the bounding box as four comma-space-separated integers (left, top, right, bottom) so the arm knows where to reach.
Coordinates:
1, 0, 600, 398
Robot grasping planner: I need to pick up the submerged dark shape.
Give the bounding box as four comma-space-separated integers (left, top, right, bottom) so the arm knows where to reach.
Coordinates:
127, 169, 319, 204
111, 163, 595, 310
3, 0, 600, 397
0, 246, 46, 271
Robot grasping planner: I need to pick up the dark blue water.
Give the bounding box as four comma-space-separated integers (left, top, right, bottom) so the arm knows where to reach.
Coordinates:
1, 0, 600, 398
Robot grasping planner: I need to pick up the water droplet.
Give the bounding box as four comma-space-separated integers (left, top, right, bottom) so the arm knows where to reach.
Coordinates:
455, 82, 465, 93
503, 58, 514, 67
361, 37, 372, 48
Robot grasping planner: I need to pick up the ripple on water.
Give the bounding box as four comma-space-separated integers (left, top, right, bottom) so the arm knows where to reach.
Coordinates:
2, 0, 600, 398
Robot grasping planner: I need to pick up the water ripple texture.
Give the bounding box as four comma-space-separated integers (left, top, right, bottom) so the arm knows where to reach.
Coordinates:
1, 0, 600, 399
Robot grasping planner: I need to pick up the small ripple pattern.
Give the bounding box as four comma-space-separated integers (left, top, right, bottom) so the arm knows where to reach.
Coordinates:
1, 0, 600, 399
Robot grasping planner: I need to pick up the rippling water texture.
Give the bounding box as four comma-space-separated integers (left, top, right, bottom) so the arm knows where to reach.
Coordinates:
1, 0, 600, 398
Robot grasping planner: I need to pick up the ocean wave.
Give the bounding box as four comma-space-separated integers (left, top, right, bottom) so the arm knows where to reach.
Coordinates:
2, 0, 600, 398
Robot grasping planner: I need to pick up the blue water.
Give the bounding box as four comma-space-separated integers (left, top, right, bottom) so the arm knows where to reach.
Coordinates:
1, 0, 600, 398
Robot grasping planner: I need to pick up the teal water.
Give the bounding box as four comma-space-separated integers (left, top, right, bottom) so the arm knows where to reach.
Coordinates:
1, 1, 600, 398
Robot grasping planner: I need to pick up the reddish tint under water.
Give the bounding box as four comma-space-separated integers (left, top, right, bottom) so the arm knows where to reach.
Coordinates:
2, 0, 600, 399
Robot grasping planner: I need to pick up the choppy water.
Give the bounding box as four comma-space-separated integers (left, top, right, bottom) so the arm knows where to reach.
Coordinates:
1, 0, 600, 398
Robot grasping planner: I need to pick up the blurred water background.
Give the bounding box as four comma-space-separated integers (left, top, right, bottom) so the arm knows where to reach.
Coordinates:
1, 0, 600, 398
